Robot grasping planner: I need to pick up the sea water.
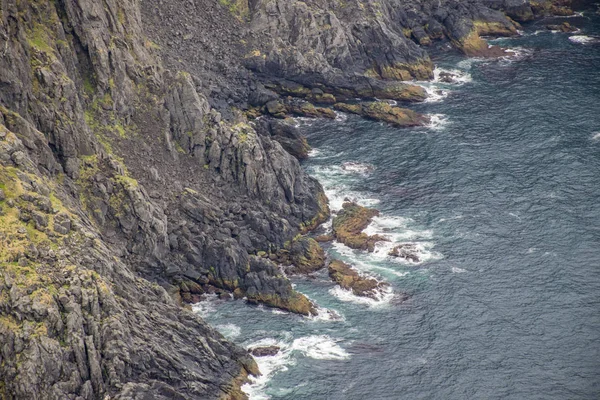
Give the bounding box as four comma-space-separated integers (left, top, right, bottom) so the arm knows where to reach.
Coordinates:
197, 10, 600, 399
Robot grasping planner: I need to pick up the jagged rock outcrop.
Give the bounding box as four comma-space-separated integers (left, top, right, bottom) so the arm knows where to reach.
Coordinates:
328, 259, 388, 298
332, 202, 387, 252
0, 122, 257, 399
0, 0, 328, 397
334, 102, 430, 128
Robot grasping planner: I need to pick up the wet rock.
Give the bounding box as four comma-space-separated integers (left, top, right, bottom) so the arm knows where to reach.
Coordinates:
328, 259, 388, 299
286, 101, 336, 119
288, 236, 326, 274
439, 71, 460, 83
334, 102, 429, 128
546, 22, 578, 32
388, 243, 421, 263
314, 234, 335, 243
332, 202, 387, 252
250, 345, 281, 357
263, 98, 335, 120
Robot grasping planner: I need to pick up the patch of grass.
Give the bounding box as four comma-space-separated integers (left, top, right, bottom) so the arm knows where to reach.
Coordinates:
26, 23, 54, 55
144, 39, 161, 50
114, 174, 138, 189
218, 0, 249, 20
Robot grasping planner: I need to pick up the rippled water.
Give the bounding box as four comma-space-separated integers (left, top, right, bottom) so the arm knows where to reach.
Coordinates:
198, 11, 600, 399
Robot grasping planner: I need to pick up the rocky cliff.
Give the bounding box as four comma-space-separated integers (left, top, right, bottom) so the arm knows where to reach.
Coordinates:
0, 0, 580, 398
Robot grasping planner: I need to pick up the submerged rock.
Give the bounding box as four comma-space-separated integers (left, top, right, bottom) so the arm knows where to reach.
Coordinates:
389, 243, 421, 263
332, 202, 387, 252
334, 102, 430, 128
546, 22, 578, 32
328, 259, 388, 299
250, 345, 281, 357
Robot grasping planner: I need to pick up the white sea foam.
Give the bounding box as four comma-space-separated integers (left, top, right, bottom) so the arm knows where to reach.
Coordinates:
289, 117, 315, 127
341, 161, 375, 175
191, 294, 219, 317
433, 67, 473, 85
422, 86, 450, 103
564, 11, 585, 18
309, 165, 380, 210
215, 323, 242, 339
591, 132, 600, 140
329, 285, 394, 307
331, 242, 411, 277
307, 148, 321, 158
362, 215, 441, 264
242, 337, 294, 400
242, 335, 349, 399
500, 47, 533, 63
451, 267, 467, 273
307, 306, 345, 322
292, 335, 350, 360
457, 58, 483, 70
427, 114, 450, 131
569, 35, 597, 44
334, 111, 348, 122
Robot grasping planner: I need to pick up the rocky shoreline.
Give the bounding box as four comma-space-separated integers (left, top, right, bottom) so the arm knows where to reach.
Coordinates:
0, 0, 588, 398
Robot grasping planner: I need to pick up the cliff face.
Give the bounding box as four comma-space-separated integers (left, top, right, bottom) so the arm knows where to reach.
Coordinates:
0, 0, 324, 398
0, 0, 578, 398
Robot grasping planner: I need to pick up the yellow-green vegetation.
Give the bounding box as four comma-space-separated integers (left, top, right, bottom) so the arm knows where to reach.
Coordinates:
328, 259, 385, 298
174, 142, 186, 154
246, 291, 316, 316
114, 174, 139, 189
331, 201, 387, 252
0, 167, 58, 262
334, 101, 429, 127
218, 0, 250, 21
288, 237, 325, 273
26, 23, 55, 55
144, 39, 161, 50
455, 21, 517, 56
366, 83, 427, 102
233, 122, 255, 144
299, 191, 330, 233
84, 91, 138, 149
473, 20, 517, 37
244, 49, 266, 59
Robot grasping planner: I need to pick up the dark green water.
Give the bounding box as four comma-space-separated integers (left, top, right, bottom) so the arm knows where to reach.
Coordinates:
196, 11, 600, 399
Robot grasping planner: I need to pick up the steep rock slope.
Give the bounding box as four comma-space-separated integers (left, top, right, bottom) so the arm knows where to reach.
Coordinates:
0, 0, 327, 398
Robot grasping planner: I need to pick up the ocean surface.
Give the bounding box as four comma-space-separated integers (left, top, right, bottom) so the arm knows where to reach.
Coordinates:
196, 10, 600, 399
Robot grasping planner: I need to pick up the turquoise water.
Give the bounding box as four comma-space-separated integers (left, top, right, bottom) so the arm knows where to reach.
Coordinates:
197, 11, 600, 399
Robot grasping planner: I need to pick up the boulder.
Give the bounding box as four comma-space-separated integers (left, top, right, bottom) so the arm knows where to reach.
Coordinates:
332, 202, 387, 252
289, 236, 326, 274
250, 346, 281, 357
388, 243, 421, 263
53, 213, 71, 235
546, 22, 578, 32
328, 259, 388, 298
334, 102, 429, 128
